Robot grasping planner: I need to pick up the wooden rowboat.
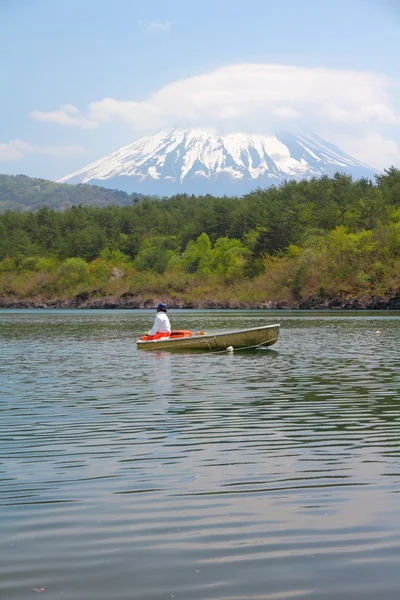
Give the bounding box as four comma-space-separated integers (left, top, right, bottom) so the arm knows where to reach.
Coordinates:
137, 323, 280, 351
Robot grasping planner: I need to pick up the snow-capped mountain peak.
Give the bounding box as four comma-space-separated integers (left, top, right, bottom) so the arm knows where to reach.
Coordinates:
59, 128, 376, 194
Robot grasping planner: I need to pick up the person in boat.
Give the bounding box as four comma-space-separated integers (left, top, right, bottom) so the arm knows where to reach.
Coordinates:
145, 303, 171, 339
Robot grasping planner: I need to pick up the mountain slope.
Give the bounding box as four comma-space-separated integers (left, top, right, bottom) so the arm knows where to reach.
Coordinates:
59, 128, 377, 194
0, 174, 144, 212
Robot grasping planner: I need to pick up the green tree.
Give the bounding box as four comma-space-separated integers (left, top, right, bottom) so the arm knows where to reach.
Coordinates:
211, 237, 250, 279
57, 258, 90, 289
134, 237, 178, 274
181, 233, 213, 276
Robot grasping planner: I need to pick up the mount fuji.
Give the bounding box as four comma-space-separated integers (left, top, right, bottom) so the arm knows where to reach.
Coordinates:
59, 128, 377, 195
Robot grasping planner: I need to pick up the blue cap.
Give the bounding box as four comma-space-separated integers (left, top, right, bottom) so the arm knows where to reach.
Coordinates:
156, 303, 167, 311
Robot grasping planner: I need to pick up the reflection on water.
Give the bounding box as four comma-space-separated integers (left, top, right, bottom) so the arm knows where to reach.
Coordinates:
0, 310, 400, 600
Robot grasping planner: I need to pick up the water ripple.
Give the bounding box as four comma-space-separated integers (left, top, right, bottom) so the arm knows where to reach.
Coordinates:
1, 310, 400, 599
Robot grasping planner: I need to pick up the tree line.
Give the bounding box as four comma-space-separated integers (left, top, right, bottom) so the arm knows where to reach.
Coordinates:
1, 168, 399, 301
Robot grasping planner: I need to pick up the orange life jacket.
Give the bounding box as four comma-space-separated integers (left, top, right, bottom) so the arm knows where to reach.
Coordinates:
140, 330, 192, 342
141, 331, 171, 341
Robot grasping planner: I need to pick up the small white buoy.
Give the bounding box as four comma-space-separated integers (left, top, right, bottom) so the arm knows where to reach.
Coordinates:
376, 330, 381, 334
227, 346, 234, 352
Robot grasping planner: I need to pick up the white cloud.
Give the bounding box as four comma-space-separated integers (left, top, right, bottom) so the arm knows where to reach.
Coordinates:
82, 63, 399, 132
272, 107, 300, 119
0, 139, 86, 162
138, 20, 171, 33
31, 104, 97, 129
323, 102, 398, 124
31, 64, 400, 133
0, 144, 23, 162
29, 63, 400, 168
336, 134, 400, 171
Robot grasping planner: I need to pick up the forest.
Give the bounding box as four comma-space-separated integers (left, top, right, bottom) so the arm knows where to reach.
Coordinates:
0, 174, 143, 211
1, 168, 400, 307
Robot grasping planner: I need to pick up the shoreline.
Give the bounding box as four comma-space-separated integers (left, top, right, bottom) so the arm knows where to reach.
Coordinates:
1, 292, 400, 310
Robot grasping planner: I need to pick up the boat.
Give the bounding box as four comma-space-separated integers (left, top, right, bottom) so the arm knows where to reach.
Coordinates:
137, 323, 280, 351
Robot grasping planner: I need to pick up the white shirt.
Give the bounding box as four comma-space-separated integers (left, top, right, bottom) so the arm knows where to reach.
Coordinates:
148, 312, 171, 336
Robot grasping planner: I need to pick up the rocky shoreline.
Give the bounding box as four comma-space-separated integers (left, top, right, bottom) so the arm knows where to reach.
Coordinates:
1, 291, 400, 310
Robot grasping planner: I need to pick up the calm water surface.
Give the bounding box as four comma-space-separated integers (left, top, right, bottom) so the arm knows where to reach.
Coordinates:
1, 309, 400, 600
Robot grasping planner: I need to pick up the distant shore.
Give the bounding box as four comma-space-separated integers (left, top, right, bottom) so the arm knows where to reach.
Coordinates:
1, 292, 400, 310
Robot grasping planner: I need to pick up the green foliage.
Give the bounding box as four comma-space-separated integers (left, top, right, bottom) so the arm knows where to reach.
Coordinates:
211, 237, 249, 279
286, 244, 303, 258
36, 257, 58, 272
0, 174, 144, 212
1, 168, 400, 301
20, 256, 40, 272
182, 233, 213, 276
0, 257, 16, 272
181, 234, 249, 279
88, 258, 113, 284
99, 248, 130, 264
57, 258, 90, 290
134, 236, 178, 274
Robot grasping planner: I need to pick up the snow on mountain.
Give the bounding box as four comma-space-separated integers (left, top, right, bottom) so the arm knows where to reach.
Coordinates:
59, 128, 377, 195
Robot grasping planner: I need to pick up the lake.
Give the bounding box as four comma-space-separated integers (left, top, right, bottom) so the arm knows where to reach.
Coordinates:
1, 309, 400, 600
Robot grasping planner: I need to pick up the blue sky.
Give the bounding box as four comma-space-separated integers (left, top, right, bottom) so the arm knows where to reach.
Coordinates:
1, 0, 400, 179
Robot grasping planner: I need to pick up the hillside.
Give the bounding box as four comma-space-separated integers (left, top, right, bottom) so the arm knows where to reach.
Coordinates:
0, 174, 146, 212
1, 168, 400, 309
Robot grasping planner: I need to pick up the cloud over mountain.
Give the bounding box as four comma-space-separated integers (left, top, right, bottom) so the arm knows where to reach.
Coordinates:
31, 63, 400, 169
32, 63, 397, 129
